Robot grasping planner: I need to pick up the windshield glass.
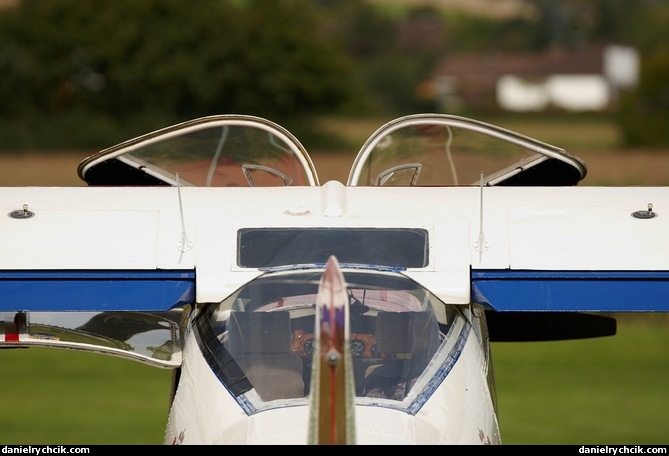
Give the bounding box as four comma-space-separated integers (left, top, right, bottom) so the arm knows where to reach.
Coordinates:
78, 115, 319, 187
347, 114, 586, 186
194, 268, 467, 413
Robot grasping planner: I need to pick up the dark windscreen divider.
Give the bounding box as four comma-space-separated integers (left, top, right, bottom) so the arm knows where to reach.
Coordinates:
238, 228, 429, 268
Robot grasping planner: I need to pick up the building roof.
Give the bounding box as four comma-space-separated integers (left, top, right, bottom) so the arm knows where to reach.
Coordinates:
434, 43, 612, 79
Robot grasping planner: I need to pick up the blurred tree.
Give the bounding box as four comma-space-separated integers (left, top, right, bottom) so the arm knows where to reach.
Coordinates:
0, 0, 360, 148
516, 0, 662, 49
618, 46, 669, 147
2, 0, 669, 148
613, 1, 669, 147
317, 1, 446, 114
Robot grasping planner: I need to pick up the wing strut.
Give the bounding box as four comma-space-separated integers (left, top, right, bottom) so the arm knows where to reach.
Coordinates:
474, 171, 488, 261
176, 173, 193, 259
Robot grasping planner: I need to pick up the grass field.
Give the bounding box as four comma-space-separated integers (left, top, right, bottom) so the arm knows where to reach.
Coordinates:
0, 318, 667, 445
494, 316, 669, 445
0, 115, 667, 445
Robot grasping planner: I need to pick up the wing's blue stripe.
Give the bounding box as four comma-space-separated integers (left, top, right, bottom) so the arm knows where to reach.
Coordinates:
472, 270, 669, 312
0, 270, 195, 312
0, 270, 194, 279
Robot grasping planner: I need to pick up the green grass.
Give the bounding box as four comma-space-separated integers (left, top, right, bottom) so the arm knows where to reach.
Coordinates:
0, 317, 666, 445
486, 115, 622, 151
0, 349, 172, 444
314, 113, 624, 152
493, 316, 669, 444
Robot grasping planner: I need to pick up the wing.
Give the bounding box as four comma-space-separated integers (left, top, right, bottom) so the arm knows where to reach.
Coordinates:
1, 113, 668, 366
346, 114, 668, 341
1, 114, 319, 366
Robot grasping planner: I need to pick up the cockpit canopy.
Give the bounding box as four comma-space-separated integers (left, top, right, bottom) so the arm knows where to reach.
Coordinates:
77, 113, 586, 188
348, 114, 586, 186
195, 268, 467, 411
78, 115, 319, 187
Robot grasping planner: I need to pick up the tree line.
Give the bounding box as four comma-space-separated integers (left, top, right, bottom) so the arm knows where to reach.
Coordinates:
1, 0, 668, 149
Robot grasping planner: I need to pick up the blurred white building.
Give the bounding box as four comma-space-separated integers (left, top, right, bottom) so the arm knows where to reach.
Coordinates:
431, 43, 639, 113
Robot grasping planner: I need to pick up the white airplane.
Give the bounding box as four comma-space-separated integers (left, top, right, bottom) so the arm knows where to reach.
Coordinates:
1, 113, 667, 444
